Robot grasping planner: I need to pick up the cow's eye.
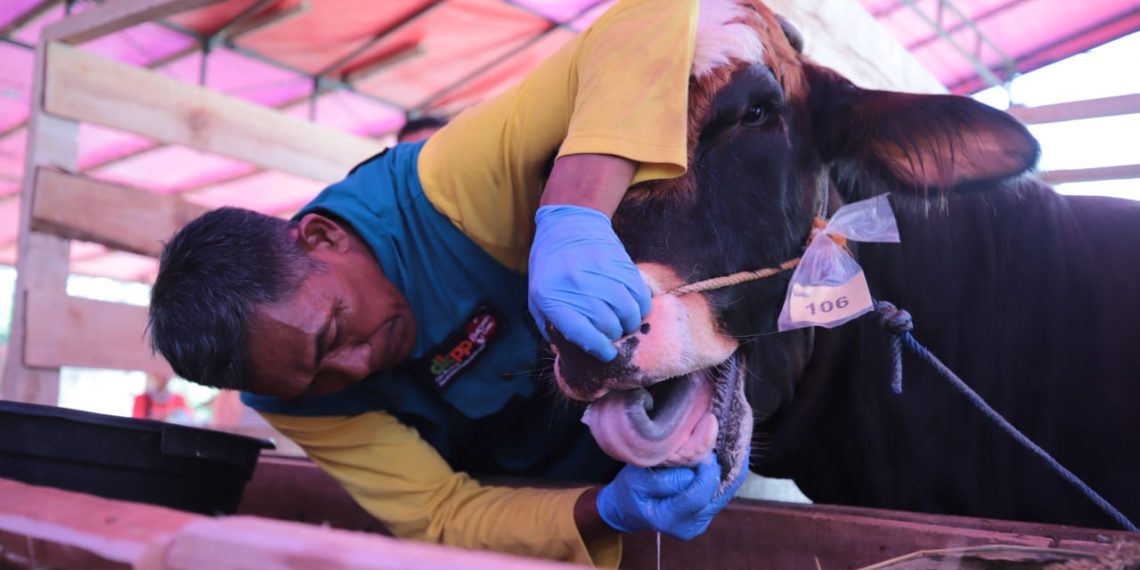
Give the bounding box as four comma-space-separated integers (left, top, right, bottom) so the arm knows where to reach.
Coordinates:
742, 104, 769, 126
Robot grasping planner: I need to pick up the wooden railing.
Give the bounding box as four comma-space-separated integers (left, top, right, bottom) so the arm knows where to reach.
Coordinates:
0, 0, 380, 404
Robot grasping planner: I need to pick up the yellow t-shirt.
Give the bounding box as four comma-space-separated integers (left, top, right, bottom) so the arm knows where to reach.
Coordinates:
418, 0, 699, 272
260, 411, 621, 567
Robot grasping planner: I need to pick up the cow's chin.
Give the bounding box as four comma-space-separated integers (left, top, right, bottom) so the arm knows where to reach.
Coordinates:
582, 354, 753, 489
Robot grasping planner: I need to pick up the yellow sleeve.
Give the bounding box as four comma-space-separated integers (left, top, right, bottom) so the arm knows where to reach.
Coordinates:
417, 0, 698, 272
557, 0, 698, 185
259, 411, 621, 567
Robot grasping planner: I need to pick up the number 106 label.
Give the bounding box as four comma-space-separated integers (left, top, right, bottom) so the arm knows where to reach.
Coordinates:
786, 271, 874, 328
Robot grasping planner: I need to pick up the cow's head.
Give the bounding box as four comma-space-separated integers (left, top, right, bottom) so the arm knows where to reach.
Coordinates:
552, 0, 1040, 485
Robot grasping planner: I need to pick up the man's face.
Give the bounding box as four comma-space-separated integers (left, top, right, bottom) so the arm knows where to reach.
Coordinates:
245, 215, 416, 399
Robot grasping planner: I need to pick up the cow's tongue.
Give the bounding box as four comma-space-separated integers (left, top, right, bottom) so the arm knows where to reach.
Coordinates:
582, 371, 717, 467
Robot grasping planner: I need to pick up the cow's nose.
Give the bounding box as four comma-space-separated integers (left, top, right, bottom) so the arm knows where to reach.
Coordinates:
550, 325, 644, 400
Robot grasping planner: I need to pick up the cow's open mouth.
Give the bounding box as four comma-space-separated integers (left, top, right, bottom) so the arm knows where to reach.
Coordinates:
582, 354, 751, 484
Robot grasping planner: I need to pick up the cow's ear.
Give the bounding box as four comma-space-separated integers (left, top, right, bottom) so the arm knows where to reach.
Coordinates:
806, 64, 1039, 190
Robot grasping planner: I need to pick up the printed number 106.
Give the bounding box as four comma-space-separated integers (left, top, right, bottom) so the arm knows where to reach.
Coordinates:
806, 296, 850, 315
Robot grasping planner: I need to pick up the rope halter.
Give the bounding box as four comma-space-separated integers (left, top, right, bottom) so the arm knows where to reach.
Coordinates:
665, 217, 839, 296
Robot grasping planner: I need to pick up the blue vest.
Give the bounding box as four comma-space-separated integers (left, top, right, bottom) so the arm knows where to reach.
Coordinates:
243, 141, 616, 482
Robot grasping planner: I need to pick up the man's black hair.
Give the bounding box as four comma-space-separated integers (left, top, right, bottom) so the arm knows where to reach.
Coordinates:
148, 207, 315, 390
397, 115, 448, 141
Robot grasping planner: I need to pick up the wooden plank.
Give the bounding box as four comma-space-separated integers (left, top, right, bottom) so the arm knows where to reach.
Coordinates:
23, 290, 172, 376
766, 0, 947, 94
621, 499, 1139, 570
0, 478, 202, 569
43, 0, 228, 44
1010, 93, 1140, 125
1042, 163, 1140, 185
1, 41, 77, 405
0, 476, 579, 570
0, 0, 58, 37
31, 168, 209, 258
43, 43, 380, 183
166, 516, 588, 570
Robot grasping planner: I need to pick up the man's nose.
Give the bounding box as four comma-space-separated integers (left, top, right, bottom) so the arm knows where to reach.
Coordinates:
323, 344, 373, 383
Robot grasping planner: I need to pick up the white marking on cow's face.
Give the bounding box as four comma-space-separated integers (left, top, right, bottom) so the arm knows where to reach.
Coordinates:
629, 263, 739, 381
694, 0, 766, 78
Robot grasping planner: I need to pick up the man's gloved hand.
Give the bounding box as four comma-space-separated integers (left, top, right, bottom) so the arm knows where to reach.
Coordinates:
528, 204, 652, 362
597, 454, 744, 540
697, 452, 749, 522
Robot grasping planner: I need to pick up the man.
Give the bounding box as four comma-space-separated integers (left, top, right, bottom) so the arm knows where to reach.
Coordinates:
149, 0, 745, 566
131, 374, 193, 423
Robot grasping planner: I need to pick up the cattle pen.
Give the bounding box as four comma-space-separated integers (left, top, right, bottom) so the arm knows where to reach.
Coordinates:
2, 0, 1139, 568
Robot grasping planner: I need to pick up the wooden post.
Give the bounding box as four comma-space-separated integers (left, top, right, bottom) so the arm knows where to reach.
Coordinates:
1, 41, 77, 405
1010, 93, 1140, 125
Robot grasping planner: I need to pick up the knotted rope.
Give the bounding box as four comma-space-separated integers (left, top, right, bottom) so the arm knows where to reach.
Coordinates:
873, 300, 1139, 533
875, 301, 913, 395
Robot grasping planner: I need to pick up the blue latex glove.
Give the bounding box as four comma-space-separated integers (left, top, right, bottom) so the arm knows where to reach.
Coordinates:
597, 454, 744, 540
528, 205, 652, 361
697, 452, 749, 522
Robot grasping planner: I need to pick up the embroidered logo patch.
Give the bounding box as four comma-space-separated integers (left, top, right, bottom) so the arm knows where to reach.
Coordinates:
425, 303, 503, 389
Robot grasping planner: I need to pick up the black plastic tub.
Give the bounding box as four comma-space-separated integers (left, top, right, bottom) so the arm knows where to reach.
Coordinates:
0, 400, 274, 515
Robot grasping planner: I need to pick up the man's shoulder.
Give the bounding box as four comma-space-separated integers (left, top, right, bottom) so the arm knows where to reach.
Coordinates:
299, 141, 427, 219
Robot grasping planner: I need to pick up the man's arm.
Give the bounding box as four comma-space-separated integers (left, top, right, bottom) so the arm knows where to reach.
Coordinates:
574, 487, 612, 545
526, 0, 700, 359
540, 154, 635, 216
528, 153, 649, 360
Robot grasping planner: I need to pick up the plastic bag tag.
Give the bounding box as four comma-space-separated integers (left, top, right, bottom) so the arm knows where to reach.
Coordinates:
777, 194, 900, 331
783, 270, 874, 329
826, 193, 899, 243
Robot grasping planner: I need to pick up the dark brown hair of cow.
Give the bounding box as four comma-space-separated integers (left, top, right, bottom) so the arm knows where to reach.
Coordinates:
803, 63, 1040, 202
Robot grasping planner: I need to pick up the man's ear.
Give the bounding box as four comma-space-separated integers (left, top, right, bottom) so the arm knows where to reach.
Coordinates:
805, 63, 1040, 191
295, 213, 351, 253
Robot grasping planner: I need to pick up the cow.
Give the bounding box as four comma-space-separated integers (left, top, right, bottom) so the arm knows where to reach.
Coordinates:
551, 0, 1140, 531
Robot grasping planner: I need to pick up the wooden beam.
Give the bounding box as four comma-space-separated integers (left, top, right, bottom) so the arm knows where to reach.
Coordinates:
1041, 163, 1140, 185
43, 0, 228, 44
2, 41, 76, 405
618, 500, 1138, 569
166, 517, 587, 570
0, 478, 203, 569
0, 479, 583, 570
766, 0, 947, 94
1010, 93, 1140, 125
0, 0, 60, 37
24, 290, 172, 376
31, 168, 209, 258
43, 43, 380, 183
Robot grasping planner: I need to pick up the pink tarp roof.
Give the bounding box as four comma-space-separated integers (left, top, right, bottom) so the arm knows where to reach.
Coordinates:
0, 0, 1137, 281
864, 0, 1140, 94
